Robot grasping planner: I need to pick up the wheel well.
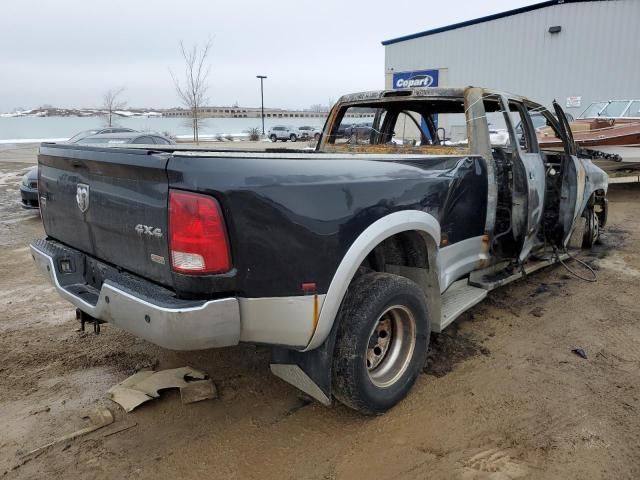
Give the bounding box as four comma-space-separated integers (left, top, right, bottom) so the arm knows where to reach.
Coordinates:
305, 210, 442, 352
353, 230, 441, 336
593, 189, 607, 227
586, 189, 606, 207
359, 231, 429, 273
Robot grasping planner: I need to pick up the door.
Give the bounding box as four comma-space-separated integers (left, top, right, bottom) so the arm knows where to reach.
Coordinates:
503, 98, 547, 263
552, 101, 587, 247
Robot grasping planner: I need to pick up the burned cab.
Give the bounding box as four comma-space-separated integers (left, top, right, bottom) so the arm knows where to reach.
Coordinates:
319, 87, 608, 257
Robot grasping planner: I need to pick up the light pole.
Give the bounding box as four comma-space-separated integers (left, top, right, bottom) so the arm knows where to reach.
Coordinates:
256, 75, 267, 136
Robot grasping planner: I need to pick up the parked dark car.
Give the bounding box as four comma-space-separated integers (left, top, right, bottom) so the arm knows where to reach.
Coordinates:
334, 122, 353, 138
344, 121, 374, 142
19, 166, 39, 209
76, 132, 176, 145
68, 127, 137, 143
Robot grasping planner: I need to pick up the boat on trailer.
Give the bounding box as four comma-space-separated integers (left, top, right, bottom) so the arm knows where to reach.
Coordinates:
538, 100, 640, 171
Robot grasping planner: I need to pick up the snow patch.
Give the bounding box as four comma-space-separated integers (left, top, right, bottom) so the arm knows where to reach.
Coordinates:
0, 138, 68, 144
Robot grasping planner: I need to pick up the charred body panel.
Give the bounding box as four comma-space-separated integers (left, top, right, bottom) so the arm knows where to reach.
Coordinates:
167, 154, 487, 298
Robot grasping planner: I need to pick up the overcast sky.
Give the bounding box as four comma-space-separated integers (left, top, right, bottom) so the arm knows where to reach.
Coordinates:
2, 0, 540, 112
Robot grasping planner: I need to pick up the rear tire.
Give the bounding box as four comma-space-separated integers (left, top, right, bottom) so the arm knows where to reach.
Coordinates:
269, 134, 277, 142
332, 272, 429, 415
289, 134, 297, 142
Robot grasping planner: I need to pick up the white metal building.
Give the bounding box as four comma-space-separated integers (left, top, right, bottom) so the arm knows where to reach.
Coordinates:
382, 0, 640, 116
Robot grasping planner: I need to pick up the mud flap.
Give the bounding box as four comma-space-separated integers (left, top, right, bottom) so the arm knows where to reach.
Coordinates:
270, 323, 339, 406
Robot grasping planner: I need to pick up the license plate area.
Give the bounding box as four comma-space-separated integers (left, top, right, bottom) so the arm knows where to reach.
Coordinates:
84, 256, 109, 291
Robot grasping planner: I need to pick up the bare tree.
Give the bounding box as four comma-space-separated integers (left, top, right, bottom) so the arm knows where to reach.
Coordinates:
102, 87, 126, 127
170, 39, 213, 143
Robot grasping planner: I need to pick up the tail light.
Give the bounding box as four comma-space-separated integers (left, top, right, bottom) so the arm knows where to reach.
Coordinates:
168, 190, 231, 274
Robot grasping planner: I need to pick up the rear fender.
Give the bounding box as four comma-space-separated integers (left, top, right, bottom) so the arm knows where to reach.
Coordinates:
271, 210, 440, 405
304, 210, 441, 352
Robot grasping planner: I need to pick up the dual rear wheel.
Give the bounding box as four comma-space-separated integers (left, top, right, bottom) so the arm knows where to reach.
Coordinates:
332, 272, 430, 415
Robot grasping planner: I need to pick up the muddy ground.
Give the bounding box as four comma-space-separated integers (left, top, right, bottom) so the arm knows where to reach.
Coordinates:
0, 157, 639, 479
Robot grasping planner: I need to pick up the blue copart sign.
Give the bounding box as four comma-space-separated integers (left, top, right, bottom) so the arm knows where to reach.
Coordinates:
392, 69, 439, 89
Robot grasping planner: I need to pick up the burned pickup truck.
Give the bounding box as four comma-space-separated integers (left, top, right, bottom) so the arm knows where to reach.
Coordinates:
31, 87, 607, 414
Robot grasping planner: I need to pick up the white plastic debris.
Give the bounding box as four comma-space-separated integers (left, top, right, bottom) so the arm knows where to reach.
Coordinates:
108, 366, 217, 412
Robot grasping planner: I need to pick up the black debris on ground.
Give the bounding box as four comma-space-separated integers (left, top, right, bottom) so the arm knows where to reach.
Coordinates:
424, 327, 491, 378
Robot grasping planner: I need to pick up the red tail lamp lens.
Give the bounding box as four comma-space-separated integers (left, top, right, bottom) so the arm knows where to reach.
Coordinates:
169, 190, 231, 274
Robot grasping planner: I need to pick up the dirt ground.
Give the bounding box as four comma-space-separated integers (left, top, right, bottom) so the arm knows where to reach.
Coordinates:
1, 155, 639, 480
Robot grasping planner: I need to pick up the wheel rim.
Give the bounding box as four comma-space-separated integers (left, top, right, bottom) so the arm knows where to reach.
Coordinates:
366, 305, 417, 388
591, 209, 599, 244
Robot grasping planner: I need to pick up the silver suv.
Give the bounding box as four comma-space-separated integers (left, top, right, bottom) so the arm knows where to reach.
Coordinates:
297, 125, 321, 141
268, 125, 298, 142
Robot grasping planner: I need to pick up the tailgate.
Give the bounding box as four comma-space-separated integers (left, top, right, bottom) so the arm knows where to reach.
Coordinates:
38, 144, 174, 287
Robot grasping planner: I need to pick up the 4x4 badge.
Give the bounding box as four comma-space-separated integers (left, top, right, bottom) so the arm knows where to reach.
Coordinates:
76, 184, 90, 213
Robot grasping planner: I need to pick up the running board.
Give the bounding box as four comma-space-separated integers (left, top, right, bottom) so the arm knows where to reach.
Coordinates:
468, 253, 569, 291
434, 280, 487, 333
435, 253, 570, 332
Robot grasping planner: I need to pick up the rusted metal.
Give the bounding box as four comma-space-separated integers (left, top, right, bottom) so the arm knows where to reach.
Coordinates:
319, 86, 519, 156
478, 234, 491, 269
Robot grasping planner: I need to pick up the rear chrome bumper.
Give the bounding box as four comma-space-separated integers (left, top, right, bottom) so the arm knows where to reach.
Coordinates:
30, 241, 241, 350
